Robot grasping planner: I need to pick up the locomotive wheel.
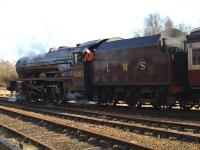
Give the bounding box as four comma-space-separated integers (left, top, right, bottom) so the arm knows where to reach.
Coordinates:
48, 82, 65, 104
97, 88, 116, 106
126, 91, 139, 108
134, 101, 142, 108
195, 105, 199, 109
106, 99, 117, 106
25, 92, 31, 101
180, 103, 194, 110
153, 91, 172, 111
97, 90, 105, 105
54, 88, 64, 105
50, 88, 57, 103
43, 88, 51, 104
49, 88, 61, 105
105, 89, 116, 106
178, 92, 194, 110
29, 91, 37, 102
153, 103, 172, 111
57, 92, 65, 105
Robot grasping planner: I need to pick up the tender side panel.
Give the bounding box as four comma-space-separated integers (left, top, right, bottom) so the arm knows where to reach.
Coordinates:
94, 45, 171, 86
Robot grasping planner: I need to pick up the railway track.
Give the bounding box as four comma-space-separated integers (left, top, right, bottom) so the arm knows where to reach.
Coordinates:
63, 102, 200, 120
0, 101, 200, 149
0, 104, 152, 150
2, 98, 200, 120
0, 123, 54, 150
1, 102, 200, 142
69, 103, 200, 121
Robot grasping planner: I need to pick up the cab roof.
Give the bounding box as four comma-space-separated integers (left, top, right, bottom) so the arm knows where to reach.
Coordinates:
96, 34, 160, 52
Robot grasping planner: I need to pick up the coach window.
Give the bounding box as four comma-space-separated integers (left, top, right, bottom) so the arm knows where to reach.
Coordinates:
192, 48, 200, 65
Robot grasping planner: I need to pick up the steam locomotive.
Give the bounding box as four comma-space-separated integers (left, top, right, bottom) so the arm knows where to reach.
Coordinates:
9, 28, 200, 110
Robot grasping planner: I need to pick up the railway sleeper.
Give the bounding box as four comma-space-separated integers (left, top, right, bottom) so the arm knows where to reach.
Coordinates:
79, 134, 89, 141
177, 126, 185, 132
98, 140, 110, 148
144, 132, 154, 136
171, 126, 181, 130
151, 123, 160, 127
193, 128, 200, 134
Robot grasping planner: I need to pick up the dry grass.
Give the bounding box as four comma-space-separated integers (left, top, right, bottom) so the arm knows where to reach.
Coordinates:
0, 60, 17, 87
0, 89, 11, 97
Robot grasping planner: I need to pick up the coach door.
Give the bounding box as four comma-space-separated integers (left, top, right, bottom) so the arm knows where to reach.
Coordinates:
188, 42, 200, 86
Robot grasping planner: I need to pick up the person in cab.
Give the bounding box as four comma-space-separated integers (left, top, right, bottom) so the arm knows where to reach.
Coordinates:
84, 49, 94, 61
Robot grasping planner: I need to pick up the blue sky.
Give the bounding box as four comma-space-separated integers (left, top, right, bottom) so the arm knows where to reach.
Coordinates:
0, 0, 199, 62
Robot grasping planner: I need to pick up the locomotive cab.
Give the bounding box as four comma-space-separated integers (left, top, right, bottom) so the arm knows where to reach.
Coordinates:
72, 48, 95, 100
74, 52, 83, 65
72, 50, 85, 88
72, 39, 108, 100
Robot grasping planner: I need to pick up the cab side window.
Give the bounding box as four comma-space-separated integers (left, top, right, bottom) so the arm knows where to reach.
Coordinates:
74, 52, 83, 65
192, 48, 200, 65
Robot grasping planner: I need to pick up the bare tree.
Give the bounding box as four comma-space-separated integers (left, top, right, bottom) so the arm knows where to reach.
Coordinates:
135, 13, 192, 37
164, 17, 174, 29
143, 13, 163, 36
176, 22, 192, 33
0, 60, 17, 87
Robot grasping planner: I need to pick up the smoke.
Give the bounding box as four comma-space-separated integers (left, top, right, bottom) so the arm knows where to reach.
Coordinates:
16, 38, 49, 59
15, 31, 75, 61
14, 31, 76, 67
